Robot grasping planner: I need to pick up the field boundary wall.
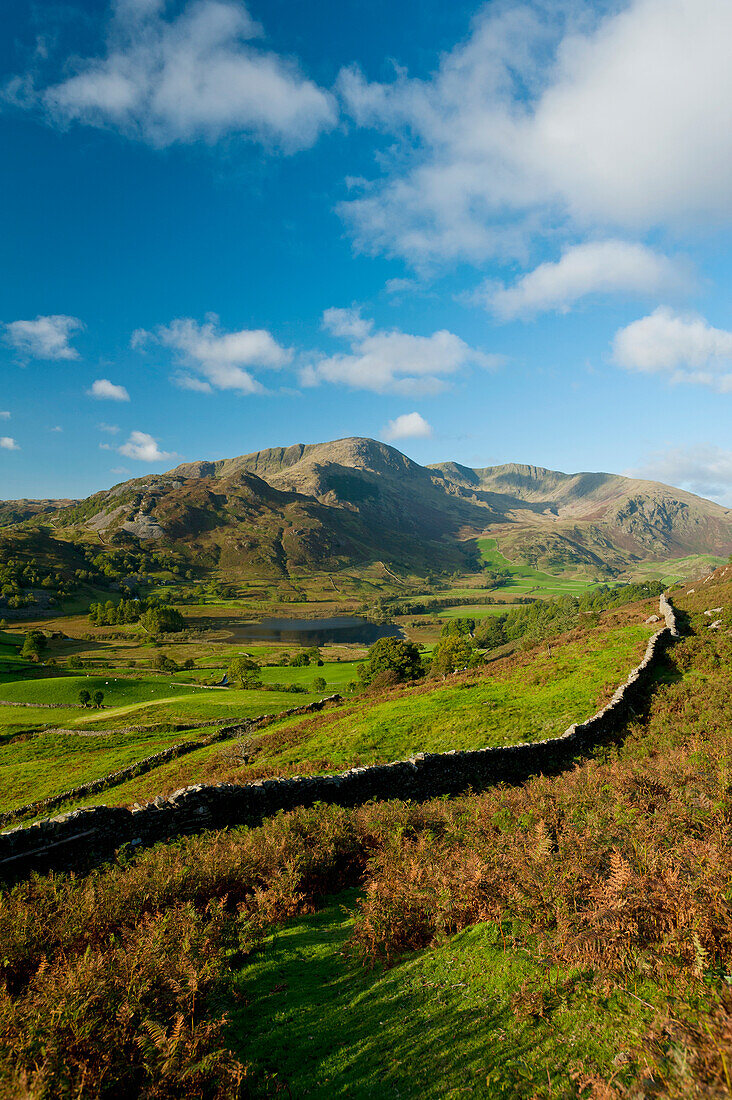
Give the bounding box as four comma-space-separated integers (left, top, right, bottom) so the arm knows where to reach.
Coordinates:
0, 597, 680, 880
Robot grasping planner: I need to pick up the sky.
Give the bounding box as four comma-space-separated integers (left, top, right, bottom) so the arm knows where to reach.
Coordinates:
2, 0, 732, 504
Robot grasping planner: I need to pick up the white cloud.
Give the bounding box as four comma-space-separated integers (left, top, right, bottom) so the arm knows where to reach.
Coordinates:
141, 315, 292, 394
484, 240, 692, 319
322, 307, 373, 341
4, 315, 83, 360
0, 437, 19, 451
382, 412, 433, 441
172, 373, 213, 393
88, 377, 131, 401
612, 307, 732, 391
34, 0, 336, 151
339, 0, 732, 265
630, 445, 732, 506
98, 422, 120, 433
307, 309, 500, 394
117, 430, 173, 462
0, 411, 9, 420
51, 425, 63, 432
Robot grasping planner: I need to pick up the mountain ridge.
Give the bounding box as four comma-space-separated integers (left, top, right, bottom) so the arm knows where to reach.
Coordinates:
3, 437, 731, 581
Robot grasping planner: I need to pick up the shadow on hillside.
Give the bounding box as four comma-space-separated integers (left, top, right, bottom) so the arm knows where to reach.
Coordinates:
228, 890, 574, 1098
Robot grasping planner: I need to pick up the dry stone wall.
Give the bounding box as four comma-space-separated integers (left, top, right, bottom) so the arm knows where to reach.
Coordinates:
0, 598, 680, 882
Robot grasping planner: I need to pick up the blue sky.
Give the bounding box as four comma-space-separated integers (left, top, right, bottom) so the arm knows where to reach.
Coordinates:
2, 0, 732, 503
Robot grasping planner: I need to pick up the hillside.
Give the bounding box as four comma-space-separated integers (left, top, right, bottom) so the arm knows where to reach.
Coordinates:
3, 438, 732, 587
1, 576, 732, 1096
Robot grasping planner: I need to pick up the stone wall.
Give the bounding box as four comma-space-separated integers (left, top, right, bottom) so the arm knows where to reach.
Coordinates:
0, 598, 680, 882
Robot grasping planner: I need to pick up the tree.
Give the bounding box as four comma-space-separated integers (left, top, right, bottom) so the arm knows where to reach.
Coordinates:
228, 655, 262, 688
92, 690, 104, 708
21, 630, 46, 663
78, 689, 91, 708
153, 653, 179, 673
440, 618, 475, 638
141, 606, 186, 635
67, 655, 83, 670
312, 676, 327, 692
358, 637, 424, 687
431, 632, 475, 676
474, 616, 506, 650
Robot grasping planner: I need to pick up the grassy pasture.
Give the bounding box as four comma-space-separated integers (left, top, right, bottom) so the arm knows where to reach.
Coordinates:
66, 618, 653, 810
0, 726, 209, 813
436, 603, 523, 619
477, 538, 599, 596
246, 622, 652, 771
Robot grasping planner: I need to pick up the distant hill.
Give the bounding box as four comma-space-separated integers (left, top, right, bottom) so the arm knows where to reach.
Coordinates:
4, 438, 732, 581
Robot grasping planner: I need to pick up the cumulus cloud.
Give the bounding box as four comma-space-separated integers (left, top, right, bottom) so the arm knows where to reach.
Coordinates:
88, 377, 130, 401
382, 412, 433, 441
612, 307, 732, 391
0, 437, 19, 451
4, 315, 83, 360
98, 422, 120, 433
483, 240, 692, 319
630, 445, 732, 506
305, 309, 499, 395
139, 315, 292, 394
30, 0, 336, 151
117, 430, 173, 462
0, 411, 9, 420
338, 0, 732, 264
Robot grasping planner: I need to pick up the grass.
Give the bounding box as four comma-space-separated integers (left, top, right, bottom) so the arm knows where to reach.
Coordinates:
0, 726, 210, 813
244, 621, 652, 771
232, 888, 656, 1099
476, 538, 599, 596
436, 603, 522, 619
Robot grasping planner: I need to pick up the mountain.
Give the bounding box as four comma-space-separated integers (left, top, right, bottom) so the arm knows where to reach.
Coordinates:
428, 460, 732, 572
5, 438, 732, 582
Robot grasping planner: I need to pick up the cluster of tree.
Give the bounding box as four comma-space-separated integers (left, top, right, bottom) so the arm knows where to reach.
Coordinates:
89, 547, 188, 582
88, 598, 150, 626
430, 619, 480, 675
279, 648, 323, 667
469, 580, 667, 650
357, 637, 425, 690
77, 689, 104, 708
141, 606, 186, 634
0, 557, 75, 608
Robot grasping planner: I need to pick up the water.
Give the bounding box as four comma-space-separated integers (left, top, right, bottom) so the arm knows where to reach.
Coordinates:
233, 615, 403, 645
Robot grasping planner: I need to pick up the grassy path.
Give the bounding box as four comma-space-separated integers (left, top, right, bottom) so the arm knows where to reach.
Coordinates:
231, 889, 655, 1098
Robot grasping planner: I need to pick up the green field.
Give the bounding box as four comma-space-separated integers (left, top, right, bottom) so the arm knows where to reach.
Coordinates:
0, 726, 209, 812
477, 538, 599, 596
436, 603, 523, 619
